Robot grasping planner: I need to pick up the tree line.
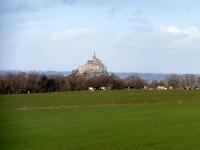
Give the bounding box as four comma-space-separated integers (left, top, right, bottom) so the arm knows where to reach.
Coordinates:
0, 73, 124, 94
0, 73, 200, 94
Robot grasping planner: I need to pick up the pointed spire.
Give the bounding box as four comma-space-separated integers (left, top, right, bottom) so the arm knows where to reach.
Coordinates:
93, 51, 96, 59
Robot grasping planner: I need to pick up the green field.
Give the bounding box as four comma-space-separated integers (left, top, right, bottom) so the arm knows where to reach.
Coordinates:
1, 90, 200, 150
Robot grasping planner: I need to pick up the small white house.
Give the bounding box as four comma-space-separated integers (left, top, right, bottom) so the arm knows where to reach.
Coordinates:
88, 87, 94, 91
157, 86, 167, 90
101, 87, 106, 90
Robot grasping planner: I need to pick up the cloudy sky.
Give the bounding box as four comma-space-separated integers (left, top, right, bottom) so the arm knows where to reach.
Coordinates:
0, 0, 200, 73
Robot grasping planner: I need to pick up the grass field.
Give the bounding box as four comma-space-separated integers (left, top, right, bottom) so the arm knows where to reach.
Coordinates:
1, 90, 200, 150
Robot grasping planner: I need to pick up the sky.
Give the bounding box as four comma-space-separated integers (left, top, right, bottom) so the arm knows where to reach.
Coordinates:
0, 0, 200, 73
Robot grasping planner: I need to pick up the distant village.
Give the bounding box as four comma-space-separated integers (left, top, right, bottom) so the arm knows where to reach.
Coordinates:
71, 53, 200, 91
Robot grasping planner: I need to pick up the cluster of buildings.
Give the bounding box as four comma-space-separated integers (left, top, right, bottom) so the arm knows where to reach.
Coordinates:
73, 52, 108, 77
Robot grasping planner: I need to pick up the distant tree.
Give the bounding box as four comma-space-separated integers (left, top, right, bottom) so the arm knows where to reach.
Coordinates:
68, 75, 88, 91
27, 74, 40, 93
38, 75, 48, 92
185, 74, 197, 88
46, 78, 56, 92
15, 73, 28, 93
166, 74, 180, 89
4, 74, 17, 94
149, 80, 159, 89
125, 76, 146, 89
54, 76, 71, 92
0, 76, 6, 94
197, 77, 200, 87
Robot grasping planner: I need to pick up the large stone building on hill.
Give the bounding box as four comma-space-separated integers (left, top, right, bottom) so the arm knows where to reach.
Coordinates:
73, 52, 108, 77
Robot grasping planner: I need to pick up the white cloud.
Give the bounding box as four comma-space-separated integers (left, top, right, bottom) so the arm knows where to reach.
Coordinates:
164, 26, 180, 34
163, 26, 200, 38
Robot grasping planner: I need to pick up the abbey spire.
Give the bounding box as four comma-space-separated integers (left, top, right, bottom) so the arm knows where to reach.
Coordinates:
93, 51, 96, 59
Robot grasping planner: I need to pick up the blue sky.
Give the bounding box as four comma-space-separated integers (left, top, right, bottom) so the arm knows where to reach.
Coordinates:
0, 0, 200, 73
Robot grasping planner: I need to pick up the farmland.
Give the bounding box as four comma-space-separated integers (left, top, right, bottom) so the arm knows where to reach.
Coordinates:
1, 90, 200, 150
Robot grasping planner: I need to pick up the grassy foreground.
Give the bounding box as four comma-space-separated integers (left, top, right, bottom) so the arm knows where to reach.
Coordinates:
1, 90, 200, 150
